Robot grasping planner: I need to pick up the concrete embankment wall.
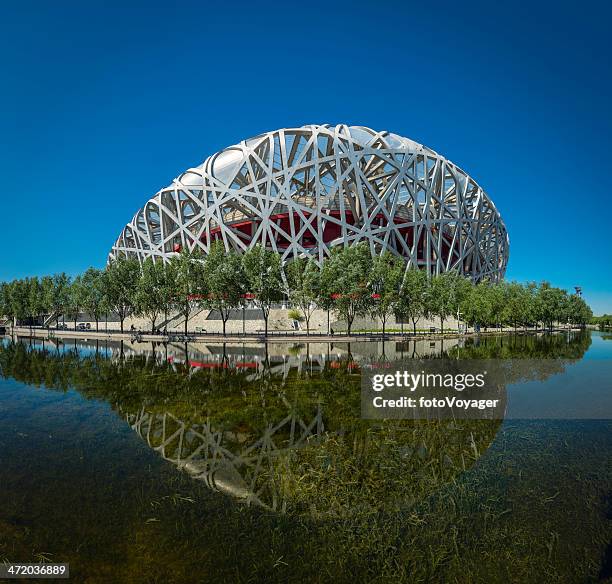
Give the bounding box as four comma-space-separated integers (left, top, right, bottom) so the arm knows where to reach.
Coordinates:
50, 308, 459, 335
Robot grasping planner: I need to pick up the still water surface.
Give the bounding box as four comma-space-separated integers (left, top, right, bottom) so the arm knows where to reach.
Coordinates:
0, 331, 610, 583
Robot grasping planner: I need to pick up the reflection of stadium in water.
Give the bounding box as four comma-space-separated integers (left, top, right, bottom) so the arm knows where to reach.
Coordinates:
1, 331, 592, 514
126, 402, 325, 510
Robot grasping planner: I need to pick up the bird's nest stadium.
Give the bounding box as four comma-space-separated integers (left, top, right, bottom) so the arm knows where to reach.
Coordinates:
110, 124, 509, 281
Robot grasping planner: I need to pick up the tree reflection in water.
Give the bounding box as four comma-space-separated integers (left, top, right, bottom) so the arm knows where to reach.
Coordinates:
0, 331, 591, 516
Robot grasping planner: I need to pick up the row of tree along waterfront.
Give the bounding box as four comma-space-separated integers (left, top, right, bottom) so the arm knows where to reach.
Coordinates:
0, 243, 593, 336
591, 314, 612, 330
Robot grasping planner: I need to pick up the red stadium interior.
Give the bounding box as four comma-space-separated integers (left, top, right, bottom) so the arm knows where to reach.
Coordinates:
196, 210, 455, 263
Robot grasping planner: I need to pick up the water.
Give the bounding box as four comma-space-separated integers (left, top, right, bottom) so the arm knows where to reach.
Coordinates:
0, 331, 610, 583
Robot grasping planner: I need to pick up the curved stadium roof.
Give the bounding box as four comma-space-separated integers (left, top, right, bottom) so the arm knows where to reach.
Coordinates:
110, 124, 509, 281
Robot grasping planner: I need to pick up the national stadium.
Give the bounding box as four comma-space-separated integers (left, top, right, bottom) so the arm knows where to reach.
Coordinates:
110, 124, 509, 281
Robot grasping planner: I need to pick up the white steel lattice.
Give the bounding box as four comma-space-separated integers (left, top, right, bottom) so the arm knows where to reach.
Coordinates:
110, 124, 509, 281
126, 404, 324, 510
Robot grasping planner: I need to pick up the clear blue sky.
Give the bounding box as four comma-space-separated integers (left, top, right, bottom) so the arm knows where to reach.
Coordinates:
1, 0, 611, 313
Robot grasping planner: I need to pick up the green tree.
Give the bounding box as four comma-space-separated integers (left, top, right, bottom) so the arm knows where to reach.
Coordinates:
368, 253, 403, 336
523, 282, 539, 329
487, 282, 507, 329
104, 257, 141, 333
320, 244, 373, 335
286, 257, 321, 335
242, 244, 284, 336
203, 242, 244, 336
4, 281, 17, 326
135, 259, 167, 332
44, 273, 71, 327
9, 279, 32, 326
80, 268, 106, 331
315, 264, 336, 335
501, 282, 529, 330
0, 282, 11, 323
26, 277, 46, 328
157, 261, 177, 331
537, 282, 567, 331
592, 313, 611, 330
558, 291, 572, 328
460, 281, 492, 331
39, 275, 55, 327
425, 272, 458, 334
66, 275, 86, 329
567, 294, 592, 328
395, 268, 427, 335
451, 274, 473, 330
171, 248, 205, 335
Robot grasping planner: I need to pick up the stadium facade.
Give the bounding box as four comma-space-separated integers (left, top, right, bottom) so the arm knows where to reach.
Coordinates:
110, 124, 509, 281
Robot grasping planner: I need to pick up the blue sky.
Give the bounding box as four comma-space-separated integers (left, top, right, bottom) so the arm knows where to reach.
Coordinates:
1, 0, 611, 313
